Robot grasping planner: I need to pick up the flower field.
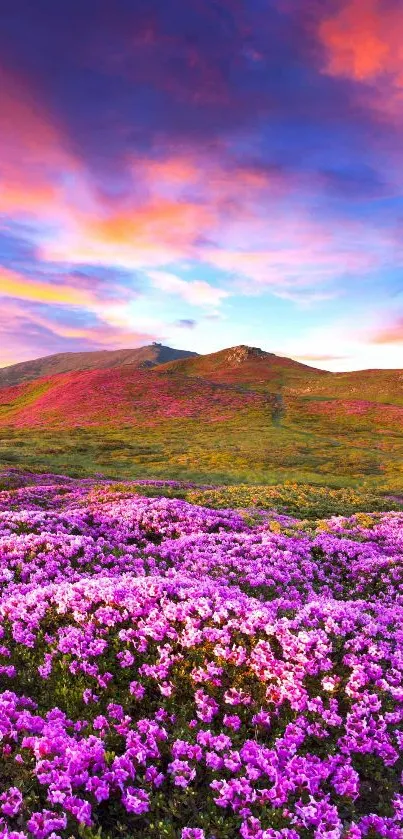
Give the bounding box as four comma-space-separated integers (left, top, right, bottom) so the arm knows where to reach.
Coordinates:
0, 472, 402, 838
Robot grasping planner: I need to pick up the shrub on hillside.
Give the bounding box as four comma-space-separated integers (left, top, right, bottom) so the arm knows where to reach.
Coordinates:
187, 483, 400, 518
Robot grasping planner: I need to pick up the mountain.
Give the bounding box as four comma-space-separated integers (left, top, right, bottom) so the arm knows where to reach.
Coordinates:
0, 344, 198, 389
157, 345, 326, 389
158, 345, 403, 403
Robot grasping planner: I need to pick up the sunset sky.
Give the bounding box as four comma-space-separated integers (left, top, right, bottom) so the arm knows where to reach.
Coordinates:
1, 0, 403, 371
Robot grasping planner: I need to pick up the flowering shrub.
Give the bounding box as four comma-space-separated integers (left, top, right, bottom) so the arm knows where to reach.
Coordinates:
0, 473, 402, 837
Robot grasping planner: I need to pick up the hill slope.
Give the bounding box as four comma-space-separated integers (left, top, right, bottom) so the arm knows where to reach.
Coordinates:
0, 344, 198, 388
0, 366, 264, 428
286, 368, 403, 405
157, 344, 326, 389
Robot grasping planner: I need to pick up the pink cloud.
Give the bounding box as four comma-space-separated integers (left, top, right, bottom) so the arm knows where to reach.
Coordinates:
0, 66, 87, 224
369, 314, 403, 344
37, 149, 390, 297
38, 153, 279, 270
203, 212, 386, 291
318, 0, 403, 122
0, 298, 156, 364
293, 353, 348, 362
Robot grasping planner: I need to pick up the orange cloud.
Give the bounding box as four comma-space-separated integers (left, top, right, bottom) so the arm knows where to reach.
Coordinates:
370, 315, 403, 344
86, 200, 214, 248
0, 67, 271, 245
133, 154, 273, 207
42, 196, 217, 269
40, 153, 281, 271
319, 0, 403, 87
0, 73, 281, 279
0, 70, 382, 307
0, 183, 60, 217
137, 157, 199, 189
41, 172, 388, 296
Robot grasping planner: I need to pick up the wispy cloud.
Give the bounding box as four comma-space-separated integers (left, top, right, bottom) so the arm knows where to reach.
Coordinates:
294, 353, 349, 363
148, 271, 229, 308
175, 318, 197, 329
0, 298, 156, 366
0, 267, 102, 308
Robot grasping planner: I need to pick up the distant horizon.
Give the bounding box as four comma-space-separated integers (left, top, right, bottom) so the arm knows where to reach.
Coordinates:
2, 1, 403, 372
1, 340, 402, 376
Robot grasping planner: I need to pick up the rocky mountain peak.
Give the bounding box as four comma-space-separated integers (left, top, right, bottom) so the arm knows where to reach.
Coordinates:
224, 345, 271, 364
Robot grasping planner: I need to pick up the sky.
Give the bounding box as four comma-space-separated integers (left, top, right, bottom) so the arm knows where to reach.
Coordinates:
1, 0, 403, 372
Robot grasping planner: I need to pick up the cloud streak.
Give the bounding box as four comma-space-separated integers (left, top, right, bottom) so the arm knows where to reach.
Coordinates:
0, 268, 102, 308
369, 315, 403, 345
148, 272, 229, 308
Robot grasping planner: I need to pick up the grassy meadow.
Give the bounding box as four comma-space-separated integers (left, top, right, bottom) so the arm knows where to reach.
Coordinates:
0, 397, 402, 500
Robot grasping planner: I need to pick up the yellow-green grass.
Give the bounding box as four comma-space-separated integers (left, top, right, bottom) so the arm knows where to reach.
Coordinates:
0, 405, 402, 494
285, 369, 403, 405
186, 483, 400, 518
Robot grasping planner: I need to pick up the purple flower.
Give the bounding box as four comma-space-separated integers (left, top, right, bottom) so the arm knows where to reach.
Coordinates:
122, 787, 150, 815
0, 787, 22, 817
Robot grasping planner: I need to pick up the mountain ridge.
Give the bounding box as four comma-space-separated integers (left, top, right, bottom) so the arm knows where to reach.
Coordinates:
2, 343, 403, 399
0, 344, 199, 389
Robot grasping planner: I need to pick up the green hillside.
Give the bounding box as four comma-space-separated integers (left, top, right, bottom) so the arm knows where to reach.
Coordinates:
286, 368, 403, 404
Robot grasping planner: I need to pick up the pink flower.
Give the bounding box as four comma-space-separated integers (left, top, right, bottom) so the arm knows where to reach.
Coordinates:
223, 714, 241, 731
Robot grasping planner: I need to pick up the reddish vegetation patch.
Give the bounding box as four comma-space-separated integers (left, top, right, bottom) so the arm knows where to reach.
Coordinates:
343, 400, 379, 415
0, 366, 264, 428
306, 399, 376, 416
301, 398, 403, 426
